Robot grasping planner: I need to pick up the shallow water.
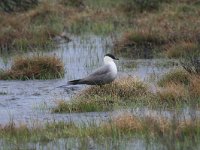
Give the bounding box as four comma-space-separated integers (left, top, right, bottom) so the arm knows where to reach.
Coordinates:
0, 137, 163, 150
0, 35, 180, 125
3, 130, 199, 150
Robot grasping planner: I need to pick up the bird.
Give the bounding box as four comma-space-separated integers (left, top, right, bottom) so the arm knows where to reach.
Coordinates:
67, 53, 119, 85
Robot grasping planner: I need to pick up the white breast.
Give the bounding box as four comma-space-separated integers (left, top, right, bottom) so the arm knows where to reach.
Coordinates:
104, 56, 118, 79
108, 61, 117, 78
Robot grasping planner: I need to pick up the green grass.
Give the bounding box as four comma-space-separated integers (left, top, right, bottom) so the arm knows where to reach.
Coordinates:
0, 55, 64, 80
69, 19, 116, 35
1, 114, 200, 149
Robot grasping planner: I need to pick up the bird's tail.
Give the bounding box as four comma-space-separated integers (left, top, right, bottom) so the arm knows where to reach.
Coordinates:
67, 79, 81, 85
55, 79, 81, 89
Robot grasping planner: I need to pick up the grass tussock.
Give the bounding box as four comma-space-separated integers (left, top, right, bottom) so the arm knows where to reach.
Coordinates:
114, 30, 167, 58
53, 77, 148, 113
156, 83, 189, 103
0, 55, 64, 80
80, 76, 148, 98
165, 42, 199, 58
180, 49, 200, 75
107, 113, 143, 132
104, 112, 200, 146
156, 69, 200, 106
188, 76, 200, 98
158, 69, 190, 87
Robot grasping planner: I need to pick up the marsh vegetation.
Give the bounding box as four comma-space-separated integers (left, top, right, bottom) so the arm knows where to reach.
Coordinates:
1, 112, 200, 149
0, 55, 64, 80
0, 0, 200, 149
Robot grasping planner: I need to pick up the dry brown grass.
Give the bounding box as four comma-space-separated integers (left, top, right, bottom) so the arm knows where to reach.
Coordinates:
165, 41, 199, 58
143, 116, 171, 137
0, 55, 64, 80
156, 70, 200, 104
53, 77, 148, 113
132, 2, 200, 41
114, 1, 200, 58
113, 29, 166, 58
189, 75, 200, 98
1, 0, 200, 53
110, 113, 142, 132
158, 69, 190, 87
103, 113, 200, 138
78, 76, 148, 99
0, 121, 29, 135
0, 1, 76, 51
117, 29, 166, 46
156, 83, 189, 102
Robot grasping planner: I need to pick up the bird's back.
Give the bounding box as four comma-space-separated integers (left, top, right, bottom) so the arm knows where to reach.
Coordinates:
79, 63, 117, 85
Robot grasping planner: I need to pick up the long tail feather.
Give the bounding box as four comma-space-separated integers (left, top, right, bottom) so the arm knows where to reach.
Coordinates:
67, 79, 81, 85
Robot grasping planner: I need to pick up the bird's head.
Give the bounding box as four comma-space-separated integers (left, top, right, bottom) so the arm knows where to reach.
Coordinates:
104, 54, 119, 64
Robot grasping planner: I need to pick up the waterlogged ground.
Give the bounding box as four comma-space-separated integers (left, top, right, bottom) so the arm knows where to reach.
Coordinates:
1, 35, 200, 149
0, 137, 161, 150
0, 35, 181, 125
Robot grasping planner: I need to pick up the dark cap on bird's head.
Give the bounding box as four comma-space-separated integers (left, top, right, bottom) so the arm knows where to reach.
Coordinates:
104, 53, 119, 60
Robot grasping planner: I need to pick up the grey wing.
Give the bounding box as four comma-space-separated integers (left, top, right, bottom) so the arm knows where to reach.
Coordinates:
81, 65, 113, 84
89, 65, 111, 76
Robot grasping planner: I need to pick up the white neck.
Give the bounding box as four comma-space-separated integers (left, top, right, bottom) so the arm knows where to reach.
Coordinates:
104, 56, 114, 65
103, 56, 117, 76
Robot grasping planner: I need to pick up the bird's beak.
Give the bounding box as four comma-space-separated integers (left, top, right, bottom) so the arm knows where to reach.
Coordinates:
115, 58, 119, 60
